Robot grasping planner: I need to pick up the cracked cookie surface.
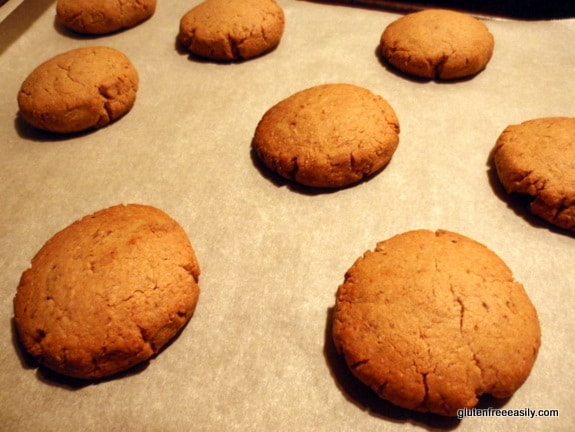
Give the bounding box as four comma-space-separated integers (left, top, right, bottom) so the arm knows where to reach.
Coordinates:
493, 117, 575, 233
380, 9, 494, 80
332, 229, 540, 416
252, 83, 400, 188
56, 0, 156, 34
178, 0, 285, 61
17, 46, 138, 134
13, 204, 201, 379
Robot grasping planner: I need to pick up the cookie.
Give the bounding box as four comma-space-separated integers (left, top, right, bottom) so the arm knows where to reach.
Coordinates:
380, 9, 494, 80
252, 83, 400, 188
178, 0, 285, 61
493, 117, 575, 232
17, 46, 139, 134
13, 204, 201, 379
332, 229, 540, 416
56, 0, 156, 34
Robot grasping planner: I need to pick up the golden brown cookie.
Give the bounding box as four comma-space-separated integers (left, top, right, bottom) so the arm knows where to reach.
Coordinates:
17, 46, 139, 134
56, 0, 156, 34
252, 83, 400, 188
493, 117, 575, 232
178, 0, 285, 61
380, 9, 494, 80
332, 229, 540, 416
13, 204, 200, 379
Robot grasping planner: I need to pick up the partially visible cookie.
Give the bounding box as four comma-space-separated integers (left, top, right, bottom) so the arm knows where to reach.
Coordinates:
253, 83, 400, 188
493, 117, 575, 232
380, 9, 494, 80
56, 0, 156, 34
179, 0, 285, 61
17, 46, 138, 134
332, 229, 540, 416
13, 204, 201, 379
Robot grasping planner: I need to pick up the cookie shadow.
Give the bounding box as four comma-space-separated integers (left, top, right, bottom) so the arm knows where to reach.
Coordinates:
13, 111, 135, 143
13, 115, 94, 142
485, 149, 575, 238
374, 45, 485, 85
10, 313, 192, 389
174, 35, 281, 65
174, 36, 216, 65
10, 317, 150, 389
323, 308, 461, 429
53, 18, 99, 40
374, 45, 432, 85
323, 307, 514, 429
52, 14, 155, 39
249, 145, 338, 196
249, 143, 390, 196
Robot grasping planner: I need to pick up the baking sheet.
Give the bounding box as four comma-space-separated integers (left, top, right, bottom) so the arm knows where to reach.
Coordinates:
0, 1, 574, 431
312, 0, 575, 20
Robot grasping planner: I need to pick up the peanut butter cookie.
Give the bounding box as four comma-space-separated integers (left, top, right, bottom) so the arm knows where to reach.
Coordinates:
493, 117, 575, 233
178, 0, 285, 61
380, 9, 494, 80
332, 229, 540, 416
56, 0, 156, 34
17, 46, 139, 134
13, 204, 201, 379
253, 83, 400, 188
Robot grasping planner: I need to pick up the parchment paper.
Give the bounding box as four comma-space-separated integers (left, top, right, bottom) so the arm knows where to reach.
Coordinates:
1, 1, 573, 431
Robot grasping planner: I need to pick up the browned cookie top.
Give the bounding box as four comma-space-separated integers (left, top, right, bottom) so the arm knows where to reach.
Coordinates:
13, 204, 201, 379
380, 9, 494, 80
17, 46, 139, 134
332, 229, 540, 416
179, 0, 285, 61
493, 117, 575, 233
253, 83, 400, 188
56, 0, 157, 34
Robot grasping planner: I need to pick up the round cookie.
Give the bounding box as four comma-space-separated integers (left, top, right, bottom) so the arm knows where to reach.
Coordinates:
56, 0, 156, 35
380, 9, 494, 80
178, 0, 285, 61
17, 46, 139, 134
253, 83, 400, 188
493, 117, 575, 233
332, 229, 540, 416
13, 204, 201, 379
